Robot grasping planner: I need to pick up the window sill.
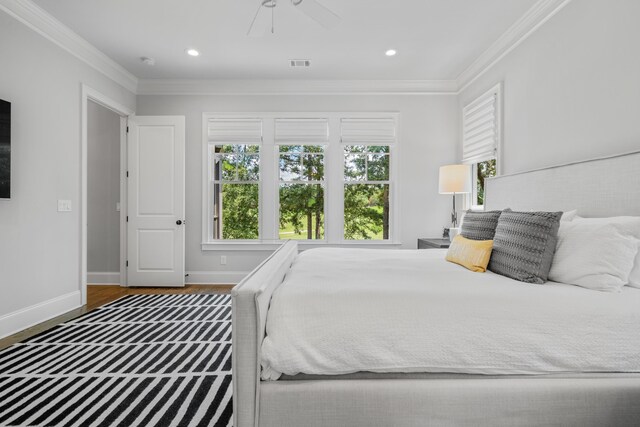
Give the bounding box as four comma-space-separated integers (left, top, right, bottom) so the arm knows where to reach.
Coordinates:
201, 240, 403, 252
469, 205, 486, 212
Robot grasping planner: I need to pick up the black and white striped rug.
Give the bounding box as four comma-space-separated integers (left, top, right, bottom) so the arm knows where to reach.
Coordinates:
0, 294, 233, 427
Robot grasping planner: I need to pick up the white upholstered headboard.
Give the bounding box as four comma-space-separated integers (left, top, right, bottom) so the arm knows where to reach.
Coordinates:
485, 150, 640, 217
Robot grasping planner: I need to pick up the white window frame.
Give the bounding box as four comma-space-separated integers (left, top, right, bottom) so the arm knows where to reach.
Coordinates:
462, 83, 502, 211
201, 112, 400, 251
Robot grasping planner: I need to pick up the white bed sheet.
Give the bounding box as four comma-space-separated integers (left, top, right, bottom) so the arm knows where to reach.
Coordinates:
261, 248, 640, 380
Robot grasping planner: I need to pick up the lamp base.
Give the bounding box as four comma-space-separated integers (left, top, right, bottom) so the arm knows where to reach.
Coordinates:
451, 193, 458, 228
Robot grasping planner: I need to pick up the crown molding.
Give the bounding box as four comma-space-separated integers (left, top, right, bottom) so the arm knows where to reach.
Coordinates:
456, 0, 573, 92
0, 0, 138, 93
137, 79, 458, 96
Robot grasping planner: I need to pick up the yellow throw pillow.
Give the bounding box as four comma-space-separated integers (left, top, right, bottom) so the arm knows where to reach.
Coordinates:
445, 235, 494, 273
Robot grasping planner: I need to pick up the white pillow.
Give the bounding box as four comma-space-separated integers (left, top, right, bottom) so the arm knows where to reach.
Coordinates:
571, 216, 640, 289
561, 210, 578, 221
628, 249, 640, 288
549, 218, 640, 292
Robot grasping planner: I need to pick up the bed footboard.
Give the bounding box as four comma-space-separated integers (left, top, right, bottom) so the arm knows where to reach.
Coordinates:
231, 241, 298, 427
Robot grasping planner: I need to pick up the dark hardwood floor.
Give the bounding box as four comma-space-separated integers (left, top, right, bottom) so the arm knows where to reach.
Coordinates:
0, 284, 233, 351
86, 284, 234, 311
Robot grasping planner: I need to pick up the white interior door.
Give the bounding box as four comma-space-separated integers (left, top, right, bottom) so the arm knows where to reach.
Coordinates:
127, 116, 185, 287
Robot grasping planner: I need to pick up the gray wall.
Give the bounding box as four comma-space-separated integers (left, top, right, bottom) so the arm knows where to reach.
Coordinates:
4, 0, 637, 317
0, 9, 135, 319
459, 0, 640, 175
136, 95, 459, 276
87, 100, 120, 274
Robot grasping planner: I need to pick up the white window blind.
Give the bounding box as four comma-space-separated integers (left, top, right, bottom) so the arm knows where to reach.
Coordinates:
340, 118, 396, 143
208, 119, 263, 143
275, 119, 329, 143
462, 88, 499, 164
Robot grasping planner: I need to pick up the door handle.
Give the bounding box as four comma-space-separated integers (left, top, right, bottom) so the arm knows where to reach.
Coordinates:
176, 220, 183, 225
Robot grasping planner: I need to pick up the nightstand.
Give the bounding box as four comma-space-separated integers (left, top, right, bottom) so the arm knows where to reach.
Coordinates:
417, 238, 451, 249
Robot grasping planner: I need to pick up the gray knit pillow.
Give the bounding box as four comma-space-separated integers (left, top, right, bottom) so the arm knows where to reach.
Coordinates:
461, 210, 503, 241
488, 210, 562, 284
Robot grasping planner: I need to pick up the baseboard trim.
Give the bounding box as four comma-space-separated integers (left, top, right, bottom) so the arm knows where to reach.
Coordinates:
186, 271, 249, 285
87, 272, 121, 285
0, 291, 82, 339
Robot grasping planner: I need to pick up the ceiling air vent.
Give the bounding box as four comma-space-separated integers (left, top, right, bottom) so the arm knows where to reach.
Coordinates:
290, 59, 311, 68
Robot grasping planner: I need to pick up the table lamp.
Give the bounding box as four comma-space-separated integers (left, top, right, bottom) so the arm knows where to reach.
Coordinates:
439, 164, 471, 239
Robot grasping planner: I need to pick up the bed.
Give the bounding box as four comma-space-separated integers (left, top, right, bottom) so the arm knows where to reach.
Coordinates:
232, 150, 640, 427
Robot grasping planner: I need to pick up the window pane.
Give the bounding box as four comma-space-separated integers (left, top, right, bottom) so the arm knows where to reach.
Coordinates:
367, 145, 390, 153
302, 154, 324, 181
280, 145, 304, 154
279, 183, 325, 239
367, 154, 389, 181
237, 154, 260, 181
213, 183, 259, 239
345, 145, 366, 153
215, 154, 237, 181
245, 145, 260, 154
216, 144, 235, 154
304, 145, 324, 154
344, 184, 390, 240
279, 145, 324, 181
476, 158, 497, 206
344, 154, 366, 181
280, 153, 302, 180
214, 145, 261, 182
344, 145, 390, 182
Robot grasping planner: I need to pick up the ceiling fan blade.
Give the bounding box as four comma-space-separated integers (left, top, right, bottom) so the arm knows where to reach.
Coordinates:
247, 1, 273, 37
293, 0, 341, 29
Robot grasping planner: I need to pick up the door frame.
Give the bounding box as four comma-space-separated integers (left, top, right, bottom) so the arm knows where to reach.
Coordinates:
81, 84, 135, 305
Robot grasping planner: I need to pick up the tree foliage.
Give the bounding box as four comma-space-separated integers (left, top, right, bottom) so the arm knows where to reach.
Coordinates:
220, 183, 259, 239
344, 184, 389, 240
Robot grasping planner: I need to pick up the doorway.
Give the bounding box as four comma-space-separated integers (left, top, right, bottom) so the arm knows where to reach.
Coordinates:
81, 85, 134, 305
87, 100, 121, 286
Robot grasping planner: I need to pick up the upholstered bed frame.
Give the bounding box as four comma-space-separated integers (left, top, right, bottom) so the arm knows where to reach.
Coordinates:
232, 150, 640, 427
484, 150, 640, 216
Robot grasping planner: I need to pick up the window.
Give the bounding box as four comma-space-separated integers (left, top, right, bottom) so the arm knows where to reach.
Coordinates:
278, 145, 325, 239
462, 84, 501, 209
206, 119, 263, 241
211, 144, 260, 239
203, 114, 398, 248
343, 145, 390, 240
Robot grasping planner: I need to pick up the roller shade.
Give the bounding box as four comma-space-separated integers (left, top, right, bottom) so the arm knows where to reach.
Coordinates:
462, 90, 499, 164
275, 119, 329, 143
340, 118, 396, 143
208, 119, 263, 143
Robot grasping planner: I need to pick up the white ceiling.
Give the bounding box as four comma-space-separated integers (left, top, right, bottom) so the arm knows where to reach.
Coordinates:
32, 0, 538, 80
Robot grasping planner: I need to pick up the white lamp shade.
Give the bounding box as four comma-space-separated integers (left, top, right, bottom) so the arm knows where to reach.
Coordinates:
439, 164, 471, 194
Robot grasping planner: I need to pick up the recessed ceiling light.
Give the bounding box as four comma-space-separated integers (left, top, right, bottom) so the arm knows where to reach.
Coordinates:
186, 48, 200, 57
385, 49, 397, 57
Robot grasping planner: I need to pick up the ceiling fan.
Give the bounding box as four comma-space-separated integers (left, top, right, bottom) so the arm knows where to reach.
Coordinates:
247, 0, 341, 36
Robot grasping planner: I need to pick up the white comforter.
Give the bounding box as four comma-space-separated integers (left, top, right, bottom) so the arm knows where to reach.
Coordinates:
261, 248, 640, 380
